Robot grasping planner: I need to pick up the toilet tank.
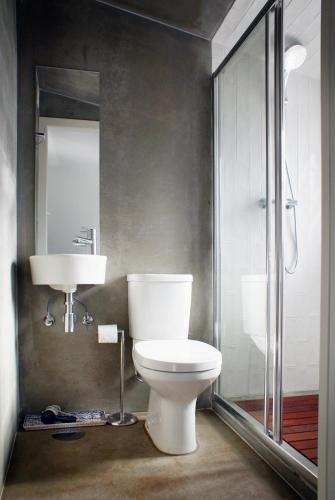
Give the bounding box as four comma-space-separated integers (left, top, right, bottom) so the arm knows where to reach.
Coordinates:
127, 274, 193, 341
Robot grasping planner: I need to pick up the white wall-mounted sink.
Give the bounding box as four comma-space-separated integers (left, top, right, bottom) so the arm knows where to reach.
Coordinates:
29, 254, 107, 293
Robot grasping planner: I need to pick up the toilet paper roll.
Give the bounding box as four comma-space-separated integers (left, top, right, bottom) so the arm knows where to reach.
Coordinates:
98, 324, 118, 343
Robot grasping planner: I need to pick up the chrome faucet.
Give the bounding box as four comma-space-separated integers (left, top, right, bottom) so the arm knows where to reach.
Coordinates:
72, 227, 97, 255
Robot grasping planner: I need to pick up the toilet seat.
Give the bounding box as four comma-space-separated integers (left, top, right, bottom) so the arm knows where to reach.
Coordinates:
133, 339, 221, 373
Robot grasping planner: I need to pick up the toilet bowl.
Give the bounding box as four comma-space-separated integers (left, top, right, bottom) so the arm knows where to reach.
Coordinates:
127, 274, 222, 455
133, 339, 221, 455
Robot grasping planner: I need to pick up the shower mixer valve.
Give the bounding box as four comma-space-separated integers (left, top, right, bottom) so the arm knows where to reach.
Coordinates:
286, 198, 298, 209
258, 198, 298, 210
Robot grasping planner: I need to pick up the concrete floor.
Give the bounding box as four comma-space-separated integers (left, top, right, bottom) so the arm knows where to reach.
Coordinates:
3, 411, 299, 500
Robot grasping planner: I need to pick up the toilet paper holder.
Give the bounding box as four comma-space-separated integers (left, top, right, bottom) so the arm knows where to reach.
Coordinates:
107, 328, 138, 427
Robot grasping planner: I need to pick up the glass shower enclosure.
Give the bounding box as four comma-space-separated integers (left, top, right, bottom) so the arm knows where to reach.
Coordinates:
213, 0, 320, 496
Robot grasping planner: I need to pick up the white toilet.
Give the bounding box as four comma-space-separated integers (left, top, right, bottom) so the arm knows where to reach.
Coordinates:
127, 274, 222, 455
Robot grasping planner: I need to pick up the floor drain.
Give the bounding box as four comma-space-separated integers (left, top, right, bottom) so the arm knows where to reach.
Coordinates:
52, 430, 85, 441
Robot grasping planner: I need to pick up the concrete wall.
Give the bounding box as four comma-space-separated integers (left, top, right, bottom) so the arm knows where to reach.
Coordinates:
17, 0, 212, 413
0, 0, 18, 493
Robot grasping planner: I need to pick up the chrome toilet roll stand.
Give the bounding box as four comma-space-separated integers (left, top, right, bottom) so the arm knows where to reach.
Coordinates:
107, 329, 138, 426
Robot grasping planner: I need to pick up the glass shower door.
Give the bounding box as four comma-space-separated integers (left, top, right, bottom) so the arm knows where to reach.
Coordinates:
214, 16, 271, 429
213, 2, 319, 490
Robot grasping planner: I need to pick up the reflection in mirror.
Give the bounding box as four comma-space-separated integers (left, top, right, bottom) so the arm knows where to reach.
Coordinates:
35, 66, 100, 255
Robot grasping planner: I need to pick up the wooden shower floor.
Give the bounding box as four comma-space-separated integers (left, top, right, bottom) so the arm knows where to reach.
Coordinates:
237, 394, 318, 465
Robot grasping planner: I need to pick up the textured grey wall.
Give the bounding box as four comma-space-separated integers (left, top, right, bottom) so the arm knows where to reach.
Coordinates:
17, 0, 212, 414
0, 0, 18, 490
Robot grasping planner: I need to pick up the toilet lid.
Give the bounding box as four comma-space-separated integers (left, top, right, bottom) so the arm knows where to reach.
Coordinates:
133, 340, 222, 373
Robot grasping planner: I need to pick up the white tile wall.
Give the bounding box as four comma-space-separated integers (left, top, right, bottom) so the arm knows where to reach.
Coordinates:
283, 72, 321, 394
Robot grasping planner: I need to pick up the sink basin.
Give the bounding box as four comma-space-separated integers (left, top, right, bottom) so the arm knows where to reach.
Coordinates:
29, 254, 107, 293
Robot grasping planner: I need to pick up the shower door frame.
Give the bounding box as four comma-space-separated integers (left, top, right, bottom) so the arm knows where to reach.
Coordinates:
212, 0, 318, 495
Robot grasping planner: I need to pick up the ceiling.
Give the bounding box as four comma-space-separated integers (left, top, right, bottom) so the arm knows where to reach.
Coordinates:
212, 0, 321, 79
285, 0, 320, 80
96, 0, 236, 40
213, 0, 320, 79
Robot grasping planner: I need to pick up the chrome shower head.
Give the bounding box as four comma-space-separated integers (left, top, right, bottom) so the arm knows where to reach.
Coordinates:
284, 44, 307, 87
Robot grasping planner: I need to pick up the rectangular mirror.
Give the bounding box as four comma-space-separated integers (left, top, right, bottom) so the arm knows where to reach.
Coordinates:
35, 66, 100, 255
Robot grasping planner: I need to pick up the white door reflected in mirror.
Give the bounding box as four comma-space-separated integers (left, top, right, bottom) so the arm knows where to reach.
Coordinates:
37, 118, 99, 254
